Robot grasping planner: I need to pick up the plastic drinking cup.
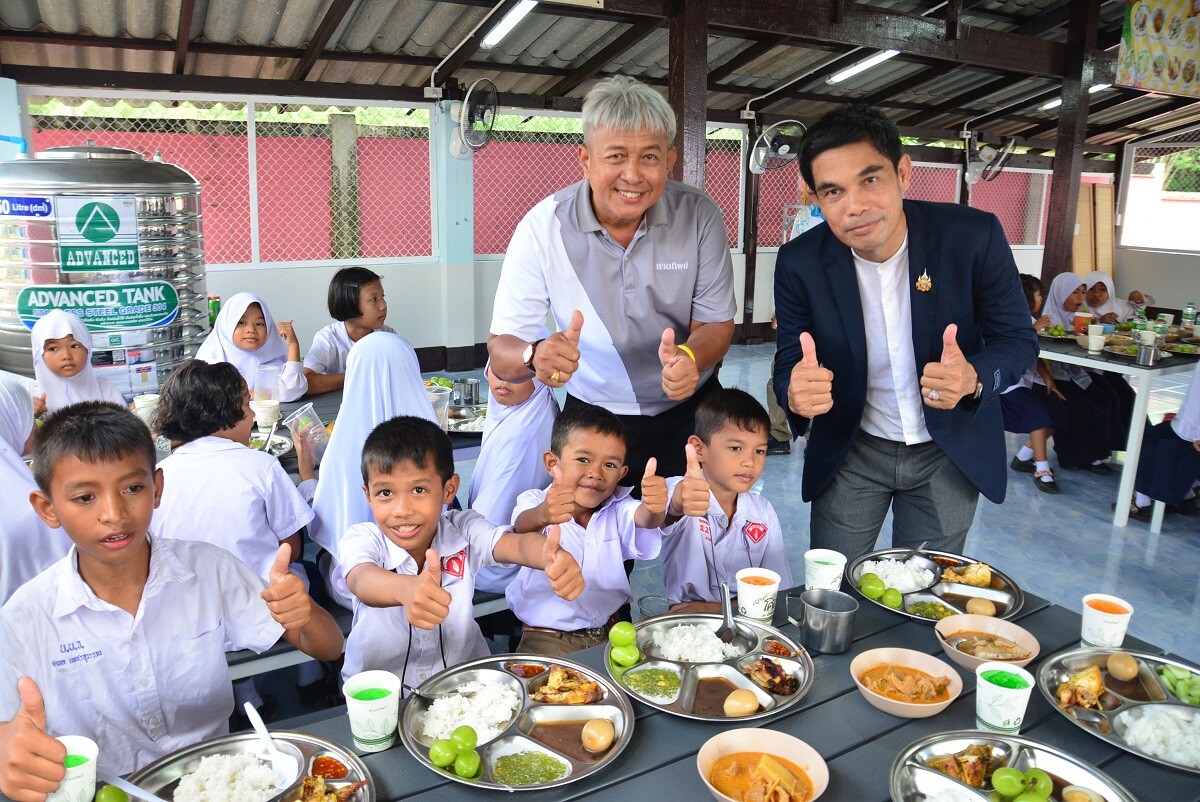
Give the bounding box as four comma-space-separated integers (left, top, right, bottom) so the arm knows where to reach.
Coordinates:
1081, 593, 1133, 648
1088, 332, 1106, 353
427, 386, 452, 430
344, 670, 402, 752
975, 662, 1035, 733
47, 736, 97, 802
637, 595, 671, 620
282, 403, 328, 464
803, 549, 846, 591
735, 567, 780, 623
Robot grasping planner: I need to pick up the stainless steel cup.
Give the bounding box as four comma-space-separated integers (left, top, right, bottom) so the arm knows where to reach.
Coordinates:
792, 589, 858, 654
453, 378, 481, 406
1136, 344, 1159, 366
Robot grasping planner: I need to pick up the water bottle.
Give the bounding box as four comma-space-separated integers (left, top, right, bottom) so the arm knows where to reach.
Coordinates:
1183, 301, 1197, 329
1133, 310, 1148, 335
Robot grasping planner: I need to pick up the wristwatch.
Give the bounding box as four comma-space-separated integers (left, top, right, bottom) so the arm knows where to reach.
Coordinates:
522, 339, 543, 371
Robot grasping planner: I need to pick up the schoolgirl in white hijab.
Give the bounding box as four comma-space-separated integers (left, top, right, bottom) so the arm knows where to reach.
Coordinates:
1084, 272, 1137, 323
195, 292, 307, 401
0, 373, 68, 603
468, 362, 559, 593
31, 310, 126, 414
309, 331, 435, 606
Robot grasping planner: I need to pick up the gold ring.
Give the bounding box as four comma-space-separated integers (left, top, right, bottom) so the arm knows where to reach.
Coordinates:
550, 371, 561, 382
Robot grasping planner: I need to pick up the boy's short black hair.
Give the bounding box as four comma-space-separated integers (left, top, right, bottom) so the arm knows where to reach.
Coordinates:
694, 388, 770, 443
361, 416, 454, 484
1020, 273, 1044, 315
550, 402, 626, 456
152, 360, 247, 443
33, 401, 156, 493
798, 104, 904, 191
328, 267, 383, 321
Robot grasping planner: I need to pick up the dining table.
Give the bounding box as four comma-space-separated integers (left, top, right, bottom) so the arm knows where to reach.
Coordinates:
1035, 335, 1198, 529
261, 588, 1200, 801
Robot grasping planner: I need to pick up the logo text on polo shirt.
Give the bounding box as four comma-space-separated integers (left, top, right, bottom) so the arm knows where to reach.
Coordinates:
53, 640, 103, 667
656, 261, 690, 271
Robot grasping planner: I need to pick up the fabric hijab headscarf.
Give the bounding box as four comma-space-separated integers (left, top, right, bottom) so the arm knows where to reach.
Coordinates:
0, 373, 67, 603
1045, 273, 1093, 388
310, 332, 435, 600
195, 292, 290, 387
1084, 271, 1136, 322
31, 310, 122, 413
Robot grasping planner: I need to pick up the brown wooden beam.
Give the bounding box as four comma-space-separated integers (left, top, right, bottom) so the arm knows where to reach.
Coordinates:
668, 0, 707, 188
1087, 97, 1200, 139
961, 87, 1064, 128
1041, 0, 1101, 287
708, 36, 789, 82
1020, 87, 1142, 138
435, 0, 526, 84
896, 73, 1022, 125
173, 0, 196, 75
547, 18, 662, 97
944, 0, 962, 40
290, 0, 355, 81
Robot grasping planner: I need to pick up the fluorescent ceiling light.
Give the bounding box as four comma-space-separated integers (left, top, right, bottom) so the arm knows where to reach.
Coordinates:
1040, 84, 1112, 110
826, 50, 900, 84
481, 0, 537, 49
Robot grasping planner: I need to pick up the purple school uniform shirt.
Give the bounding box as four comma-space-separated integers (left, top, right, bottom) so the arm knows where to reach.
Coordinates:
660, 477, 792, 605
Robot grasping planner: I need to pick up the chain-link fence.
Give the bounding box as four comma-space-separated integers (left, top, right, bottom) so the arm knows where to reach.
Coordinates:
705, 129, 742, 249
909, 163, 960, 204
1122, 134, 1200, 251
27, 96, 252, 265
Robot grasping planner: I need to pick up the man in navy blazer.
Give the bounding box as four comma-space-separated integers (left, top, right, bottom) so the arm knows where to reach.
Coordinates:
773, 105, 1037, 560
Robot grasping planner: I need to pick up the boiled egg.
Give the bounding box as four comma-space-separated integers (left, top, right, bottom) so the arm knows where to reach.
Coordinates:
1061, 785, 1105, 802
965, 597, 997, 617
581, 718, 615, 753
1106, 651, 1139, 682
723, 688, 759, 717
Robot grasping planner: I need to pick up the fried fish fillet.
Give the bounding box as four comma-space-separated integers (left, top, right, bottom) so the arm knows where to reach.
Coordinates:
941, 562, 992, 588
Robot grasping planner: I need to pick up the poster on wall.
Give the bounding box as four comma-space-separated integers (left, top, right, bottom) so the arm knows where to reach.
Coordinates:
1116, 0, 1200, 97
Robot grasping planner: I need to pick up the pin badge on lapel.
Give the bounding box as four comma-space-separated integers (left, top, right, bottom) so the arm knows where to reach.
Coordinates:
915, 270, 932, 292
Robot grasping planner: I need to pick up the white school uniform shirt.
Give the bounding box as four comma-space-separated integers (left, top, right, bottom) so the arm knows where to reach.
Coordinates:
340, 511, 508, 687
1002, 316, 1040, 395
0, 537, 283, 776
0, 374, 68, 604
195, 292, 307, 401
153, 436, 314, 580
852, 238, 932, 444
303, 321, 396, 375
507, 486, 662, 631
660, 478, 792, 605
1172, 368, 1200, 442
31, 310, 126, 412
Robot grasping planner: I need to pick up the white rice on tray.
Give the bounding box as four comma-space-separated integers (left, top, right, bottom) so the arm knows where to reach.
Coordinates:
419, 680, 521, 744
652, 624, 743, 663
1120, 706, 1200, 768
924, 790, 983, 802
174, 754, 278, 802
859, 558, 935, 593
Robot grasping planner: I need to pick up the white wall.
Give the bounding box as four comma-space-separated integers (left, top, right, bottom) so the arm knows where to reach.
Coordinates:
1116, 248, 1200, 303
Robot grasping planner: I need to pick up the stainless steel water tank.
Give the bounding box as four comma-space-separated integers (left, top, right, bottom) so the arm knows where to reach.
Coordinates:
0, 144, 207, 397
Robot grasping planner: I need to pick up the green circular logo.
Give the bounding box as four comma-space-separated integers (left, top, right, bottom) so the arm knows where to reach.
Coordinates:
75, 202, 120, 243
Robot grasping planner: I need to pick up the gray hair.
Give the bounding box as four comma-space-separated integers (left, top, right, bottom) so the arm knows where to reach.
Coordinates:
581, 76, 676, 146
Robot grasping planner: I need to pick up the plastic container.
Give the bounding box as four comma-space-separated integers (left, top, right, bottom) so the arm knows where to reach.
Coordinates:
282, 402, 328, 464
427, 385, 451, 430
1183, 301, 1197, 329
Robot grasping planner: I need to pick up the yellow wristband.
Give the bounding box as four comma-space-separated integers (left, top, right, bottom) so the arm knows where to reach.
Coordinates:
676, 344, 697, 363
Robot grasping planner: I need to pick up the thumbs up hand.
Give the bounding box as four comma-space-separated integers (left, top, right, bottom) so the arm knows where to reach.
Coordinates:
670, 443, 711, 518
532, 310, 584, 387
659, 328, 700, 401
788, 332, 834, 418
920, 324, 979, 409
542, 526, 585, 601
0, 678, 68, 802
640, 458, 668, 516
261, 544, 312, 631
543, 463, 577, 526
403, 549, 452, 629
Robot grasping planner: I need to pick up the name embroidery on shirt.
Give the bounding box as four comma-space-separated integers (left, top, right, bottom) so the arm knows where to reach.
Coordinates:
441, 549, 467, 579
742, 522, 768, 544
656, 261, 690, 271
698, 518, 712, 542
52, 640, 102, 667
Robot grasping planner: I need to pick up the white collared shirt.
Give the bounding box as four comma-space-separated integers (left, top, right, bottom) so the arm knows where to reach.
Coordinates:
853, 238, 931, 444
340, 511, 507, 688
0, 537, 283, 776
506, 486, 662, 630
153, 436, 314, 580
660, 478, 792, 605
303, 322, 396, 375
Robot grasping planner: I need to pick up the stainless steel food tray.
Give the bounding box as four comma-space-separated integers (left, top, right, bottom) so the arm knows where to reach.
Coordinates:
604, 613, 812, 722
399, 653, 633, 791
846, 548, 1025, 624
1037, 646, 1200, 775
890, 729, 1138, 801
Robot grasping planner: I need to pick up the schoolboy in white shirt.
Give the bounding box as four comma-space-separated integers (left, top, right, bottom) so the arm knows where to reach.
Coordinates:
509, 404, 669, 657
662, 388, 793, 613
0, 402, 343, 789
341, 416, 583, 688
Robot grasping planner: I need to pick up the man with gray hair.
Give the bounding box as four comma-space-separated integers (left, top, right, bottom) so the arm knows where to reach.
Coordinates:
489, 75, 736, 483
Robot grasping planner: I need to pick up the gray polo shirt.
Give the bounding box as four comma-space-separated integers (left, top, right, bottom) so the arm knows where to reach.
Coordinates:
490, 179, 736, 416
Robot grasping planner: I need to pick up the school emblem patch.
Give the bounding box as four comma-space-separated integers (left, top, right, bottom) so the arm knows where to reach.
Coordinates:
742, 521, 768, 544
441, 549, 467, 579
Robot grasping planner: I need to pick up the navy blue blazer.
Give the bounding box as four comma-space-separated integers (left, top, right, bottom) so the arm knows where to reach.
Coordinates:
772, 200, 1038, 504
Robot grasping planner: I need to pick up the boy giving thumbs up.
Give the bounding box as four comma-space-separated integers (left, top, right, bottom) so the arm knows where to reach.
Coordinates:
508, 405, 668, 657
341, 416, 585, 687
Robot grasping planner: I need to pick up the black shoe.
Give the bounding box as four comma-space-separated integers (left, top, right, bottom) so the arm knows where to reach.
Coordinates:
767, 436, 791, 456
1010, 456, 1036, 474
1178, 497, 1199, 517
1033, 473, 1060, 494
1111, 501, 1152, 523
1088, 462, 1114, 475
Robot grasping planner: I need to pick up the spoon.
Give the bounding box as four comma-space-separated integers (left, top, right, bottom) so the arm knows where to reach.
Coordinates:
1069, 705, 1114, 735
897, 540, 930, 563
716, 582, 736, 645
259, 420, 279, 452
243, 702, 301, 788
402, 683, 438, 703
96, 771, 172, 802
